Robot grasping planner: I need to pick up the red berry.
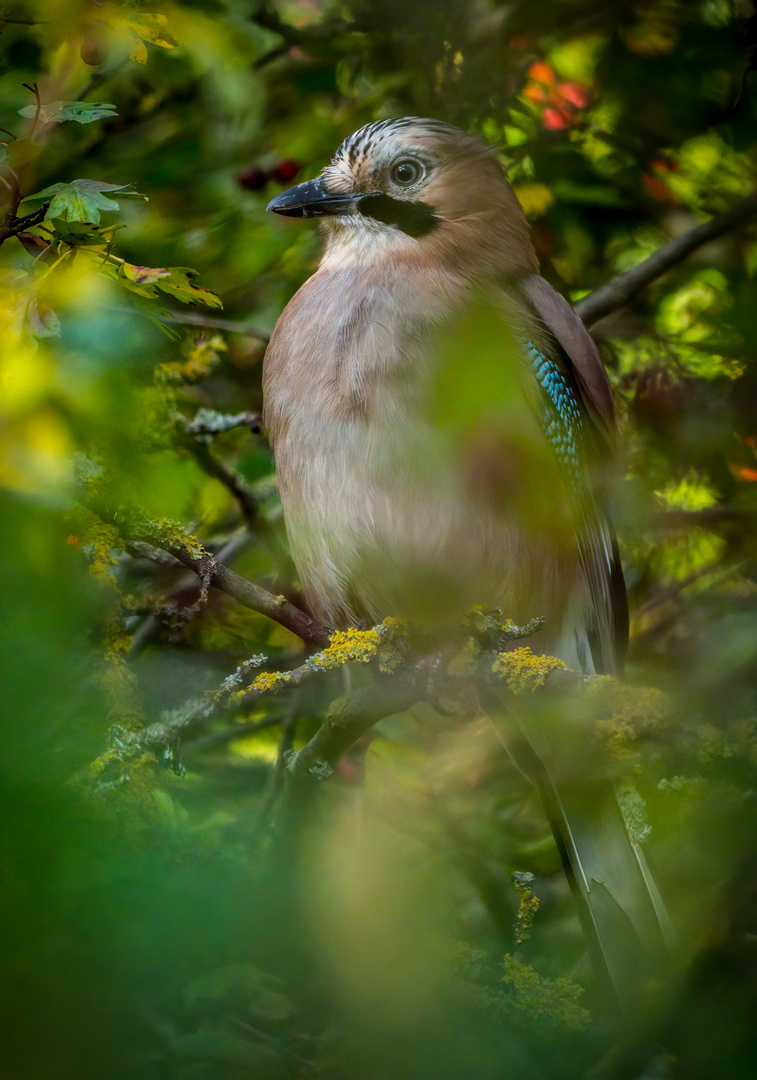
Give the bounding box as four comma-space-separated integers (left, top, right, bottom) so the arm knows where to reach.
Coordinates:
272, 160, 299, 184
237, 166, 268, 191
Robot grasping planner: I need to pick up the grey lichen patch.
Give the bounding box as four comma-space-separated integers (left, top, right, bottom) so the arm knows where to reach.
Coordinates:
308, 759, 334, 782
618, 787, 652, 844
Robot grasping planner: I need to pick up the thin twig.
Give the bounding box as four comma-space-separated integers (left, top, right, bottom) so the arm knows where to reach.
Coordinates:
185, 411, 261, 437
21, 81, 42, 141
575, 190, 757, 326
183, 714, 284, 754
156, 309, 269, 340
101, 306, 269, 339
634, 560, 738, 620
180, 433, 260, 526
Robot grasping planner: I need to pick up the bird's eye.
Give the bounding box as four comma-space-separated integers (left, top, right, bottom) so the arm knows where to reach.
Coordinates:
390, 159, 423, 186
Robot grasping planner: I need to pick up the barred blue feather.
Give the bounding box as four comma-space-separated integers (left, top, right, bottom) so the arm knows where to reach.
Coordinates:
525, 340, 583, 485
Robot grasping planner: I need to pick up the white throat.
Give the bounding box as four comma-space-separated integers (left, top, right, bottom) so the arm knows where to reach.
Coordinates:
319, 217, 422, 271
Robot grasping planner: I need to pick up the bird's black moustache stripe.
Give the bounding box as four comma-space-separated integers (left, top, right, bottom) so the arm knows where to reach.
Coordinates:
358, 194, 438, 238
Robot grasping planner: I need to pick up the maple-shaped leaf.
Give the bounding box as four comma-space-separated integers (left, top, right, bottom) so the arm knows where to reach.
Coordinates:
22, 180, 146, 225
18, 101, 118, 125
97, 258, 223, 309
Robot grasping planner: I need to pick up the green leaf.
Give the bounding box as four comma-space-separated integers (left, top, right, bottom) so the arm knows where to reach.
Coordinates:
95, 258, 161, 300
22, 180, 147, 225
50, 220, 125, 247
94, 257, 223, 309
152, 266, 223, 309
18, 101, 118, 125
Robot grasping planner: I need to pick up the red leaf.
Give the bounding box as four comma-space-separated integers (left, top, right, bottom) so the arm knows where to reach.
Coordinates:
528, 60, 555, 85
642, 173, 675, 202
543, 107, 568, 129
523, 83, 548, 104
237, 166, 268, 191
558, 81, 592, 109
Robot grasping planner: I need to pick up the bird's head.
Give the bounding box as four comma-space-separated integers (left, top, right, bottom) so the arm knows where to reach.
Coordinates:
267, 117, 538, 278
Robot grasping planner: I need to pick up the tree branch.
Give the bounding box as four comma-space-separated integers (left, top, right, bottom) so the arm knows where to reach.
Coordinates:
88, 500, 330, 646
654, 505, 757, 529
284, 673, 424, 785
575, 190, 757, 327
0, 174, 49, 247
139, 656, 316, 750
153, 541, 328, 645
126, 529, 252, 655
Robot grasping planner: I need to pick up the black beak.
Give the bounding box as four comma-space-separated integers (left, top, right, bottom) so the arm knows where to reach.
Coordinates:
266, 178, 361, 219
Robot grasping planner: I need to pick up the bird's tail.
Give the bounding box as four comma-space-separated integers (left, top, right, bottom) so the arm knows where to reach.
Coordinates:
485, 693, 677, 1013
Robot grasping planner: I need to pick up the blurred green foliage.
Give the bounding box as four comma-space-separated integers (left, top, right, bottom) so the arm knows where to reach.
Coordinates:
2, 1, 757, 1078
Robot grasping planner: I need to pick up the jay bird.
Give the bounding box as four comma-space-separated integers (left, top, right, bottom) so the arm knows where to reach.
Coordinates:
265, 118, 672, 1009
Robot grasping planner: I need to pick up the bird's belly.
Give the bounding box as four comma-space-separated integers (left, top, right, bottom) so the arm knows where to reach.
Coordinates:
276, 416, 576, 632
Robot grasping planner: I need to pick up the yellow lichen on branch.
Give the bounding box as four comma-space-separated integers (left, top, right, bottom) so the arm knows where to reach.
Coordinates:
158, 335, 226, 384
492, 646, 566, 694
307, 627, 382, 671
248, 670, 291, 693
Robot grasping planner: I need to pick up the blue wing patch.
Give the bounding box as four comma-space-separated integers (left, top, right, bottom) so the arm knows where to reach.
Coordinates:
525, 340, 583, 485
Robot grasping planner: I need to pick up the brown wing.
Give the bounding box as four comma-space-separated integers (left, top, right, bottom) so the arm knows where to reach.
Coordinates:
521, 273, 616, 449
519, 273, 628, 674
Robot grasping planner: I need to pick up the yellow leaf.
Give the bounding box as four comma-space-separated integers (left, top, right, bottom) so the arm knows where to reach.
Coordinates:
513, 182, 555, 218
129, 36, 148, 64
125, 13, 177, 50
